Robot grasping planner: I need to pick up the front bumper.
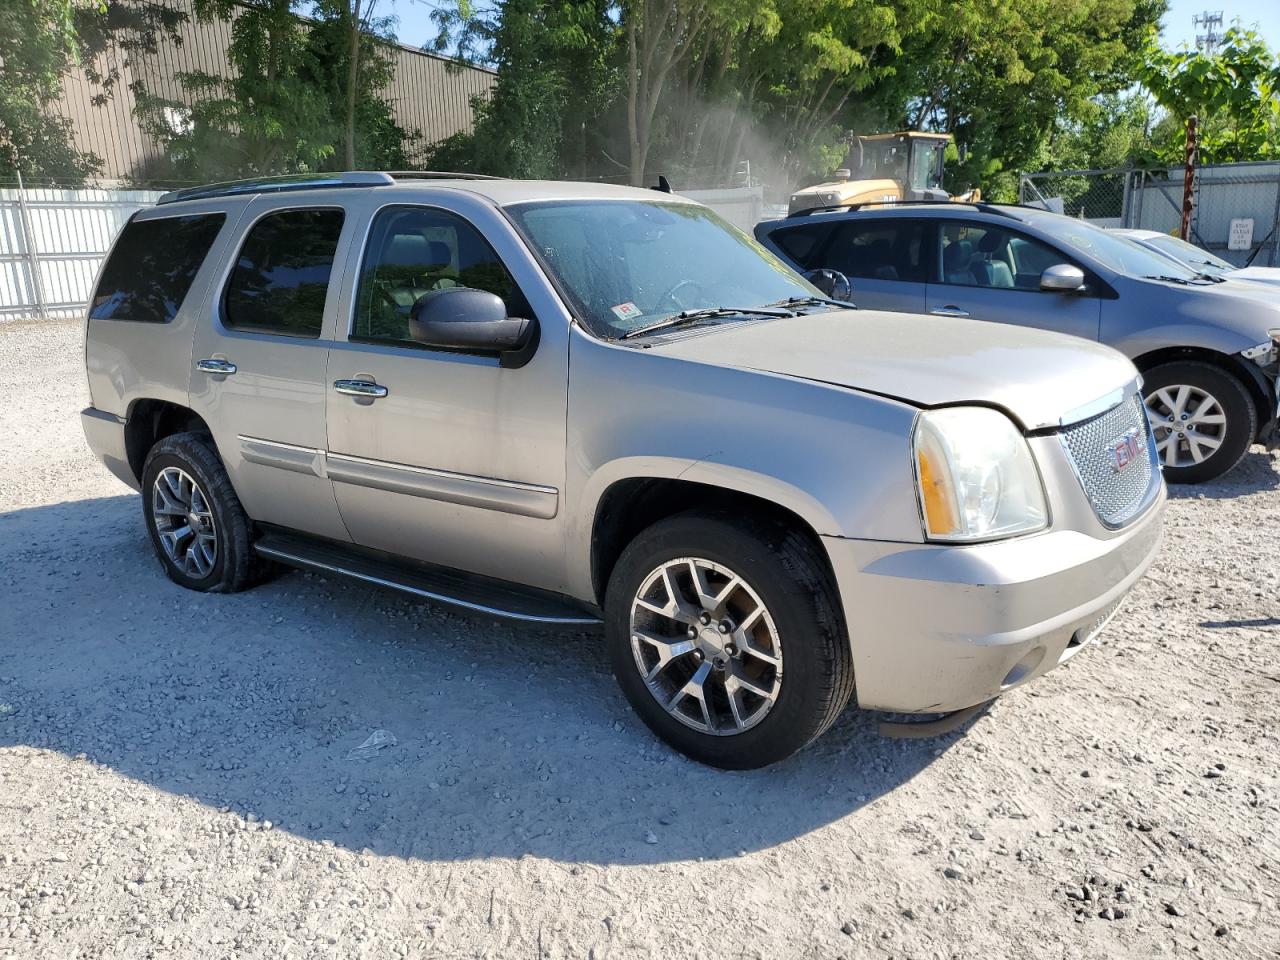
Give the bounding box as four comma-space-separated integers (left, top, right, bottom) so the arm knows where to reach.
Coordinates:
823, 484, 1165, 714
81, 406, 139, 491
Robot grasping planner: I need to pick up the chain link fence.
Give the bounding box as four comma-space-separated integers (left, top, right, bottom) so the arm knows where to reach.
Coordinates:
1019, 162, 1280, 267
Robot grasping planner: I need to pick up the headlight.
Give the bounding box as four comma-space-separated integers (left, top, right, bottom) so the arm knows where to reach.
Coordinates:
913, 407, 1048, 542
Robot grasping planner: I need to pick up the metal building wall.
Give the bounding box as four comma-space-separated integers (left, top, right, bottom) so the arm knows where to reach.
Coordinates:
50, 0, 495, 183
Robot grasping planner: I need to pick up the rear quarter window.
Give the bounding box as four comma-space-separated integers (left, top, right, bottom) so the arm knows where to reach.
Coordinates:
90, 213, 226, 324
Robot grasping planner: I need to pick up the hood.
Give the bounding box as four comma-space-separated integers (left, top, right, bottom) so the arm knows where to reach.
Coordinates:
650, 310, 1137, 431
1229, 266, 1280, 288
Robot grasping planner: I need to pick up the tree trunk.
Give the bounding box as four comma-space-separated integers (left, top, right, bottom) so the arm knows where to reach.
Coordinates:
627, 11, 643, 186
344, 0, 362, 170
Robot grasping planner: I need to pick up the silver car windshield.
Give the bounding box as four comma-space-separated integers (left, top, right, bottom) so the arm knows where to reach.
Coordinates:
1050, 220, 1202, 280
508, 199, 818, 338
1146, 234, 1236, 274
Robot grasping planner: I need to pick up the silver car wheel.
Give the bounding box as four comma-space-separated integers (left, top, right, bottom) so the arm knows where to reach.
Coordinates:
1144, 384, 1227, 469
151, 466, 218, 578
629, 557, 783, 736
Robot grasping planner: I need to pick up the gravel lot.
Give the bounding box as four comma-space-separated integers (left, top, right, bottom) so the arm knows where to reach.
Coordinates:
1, 317, 1278, 959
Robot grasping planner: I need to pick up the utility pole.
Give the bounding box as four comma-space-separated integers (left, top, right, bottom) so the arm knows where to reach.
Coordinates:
1193, 11, 1224, 55
1181, 116, 1198, 242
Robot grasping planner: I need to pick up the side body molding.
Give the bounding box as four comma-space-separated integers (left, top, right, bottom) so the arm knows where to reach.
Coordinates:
237, 436, 559, 520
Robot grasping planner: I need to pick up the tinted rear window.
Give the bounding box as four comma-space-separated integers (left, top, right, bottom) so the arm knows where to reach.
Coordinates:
90, 213, 225, 323
224, 208, 345, 338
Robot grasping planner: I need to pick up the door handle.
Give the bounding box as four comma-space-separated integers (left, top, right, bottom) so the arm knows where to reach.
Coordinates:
195, 358, 237, 375
334, 379, 389, 399
930, 306, 971, 318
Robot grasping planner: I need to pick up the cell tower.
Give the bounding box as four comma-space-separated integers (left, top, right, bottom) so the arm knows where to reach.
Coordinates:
1193, 10, 1224, 55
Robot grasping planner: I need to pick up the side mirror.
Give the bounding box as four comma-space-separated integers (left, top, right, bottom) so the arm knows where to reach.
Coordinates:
802, 268, 852, 302
1040, 263, 1086, 293
409, 288, 537, 362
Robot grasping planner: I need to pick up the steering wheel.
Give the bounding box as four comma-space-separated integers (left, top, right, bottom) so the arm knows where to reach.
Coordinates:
654, 279, 706, 315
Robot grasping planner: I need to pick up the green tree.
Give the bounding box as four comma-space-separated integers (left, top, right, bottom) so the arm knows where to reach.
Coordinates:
304, 1, 413, 170
136, 0, 339, 179
0, 0, 95, 181
863, 0, 1164, 197
1141, 26, 1280, 164
427, 0, 617, 179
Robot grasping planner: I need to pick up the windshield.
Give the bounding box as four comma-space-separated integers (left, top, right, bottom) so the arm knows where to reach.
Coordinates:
1048, 218, 1202, 280
508, 200, 818, 338
909, 140, 945, 192
1145, 234, 1236, 275
846, 138, 909, 183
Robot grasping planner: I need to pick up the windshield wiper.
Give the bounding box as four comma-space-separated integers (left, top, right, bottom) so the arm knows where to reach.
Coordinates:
620, 305, 795, 340
764, 295, 854, 310
1142, 274, 1195, 285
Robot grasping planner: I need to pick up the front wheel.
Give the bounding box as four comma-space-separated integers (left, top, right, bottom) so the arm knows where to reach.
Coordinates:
1142, 361, 1256, 484
604, 512, 854, 769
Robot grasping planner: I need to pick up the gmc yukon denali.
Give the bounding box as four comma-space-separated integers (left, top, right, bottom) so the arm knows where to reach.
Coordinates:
81, 173, 1165, 768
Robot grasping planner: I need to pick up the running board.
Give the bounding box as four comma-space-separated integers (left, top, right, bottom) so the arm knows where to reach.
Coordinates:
253, 531, 602, 626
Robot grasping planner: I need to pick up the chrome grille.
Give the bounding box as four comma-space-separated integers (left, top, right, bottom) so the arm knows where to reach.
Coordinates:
1060, 393, 1158, 527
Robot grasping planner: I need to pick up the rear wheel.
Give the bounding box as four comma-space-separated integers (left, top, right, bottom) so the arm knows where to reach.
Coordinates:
141, 432, 265, 592
1142, 361, 1255, 484
605, 512, 854, 769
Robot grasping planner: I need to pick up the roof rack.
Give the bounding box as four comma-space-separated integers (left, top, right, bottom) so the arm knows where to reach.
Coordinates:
156, 170, 506, 205
157, 172, 395, 205
386, 170, 505, 181
794, 198, 1023, 220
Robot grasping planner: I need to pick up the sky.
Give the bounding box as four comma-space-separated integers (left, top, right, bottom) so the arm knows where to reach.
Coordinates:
385, 0, 1280, 56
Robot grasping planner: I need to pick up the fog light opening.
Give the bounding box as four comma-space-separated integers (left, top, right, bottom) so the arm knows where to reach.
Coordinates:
1001, 647, 1046, 690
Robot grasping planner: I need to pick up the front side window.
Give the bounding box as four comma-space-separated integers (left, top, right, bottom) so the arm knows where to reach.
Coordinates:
224, 208, 345, 338
508, 200, 816, 338
90, 213, 225, 323
938, 222, 1068, 291
353, 206, 526, 346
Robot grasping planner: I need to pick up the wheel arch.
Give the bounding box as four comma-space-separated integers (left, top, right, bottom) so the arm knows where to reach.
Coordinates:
1132, 345, 1273, 439
124, 399, 214, 485
588, 474, 840, 611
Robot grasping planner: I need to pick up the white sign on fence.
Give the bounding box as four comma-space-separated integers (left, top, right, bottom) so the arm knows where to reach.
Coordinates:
1228, 218, 1255, 251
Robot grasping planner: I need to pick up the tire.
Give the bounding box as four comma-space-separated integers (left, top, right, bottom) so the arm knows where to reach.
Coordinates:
604, 511, 855, 769
1142, 361, 1256, 484
140, 431, 265, 593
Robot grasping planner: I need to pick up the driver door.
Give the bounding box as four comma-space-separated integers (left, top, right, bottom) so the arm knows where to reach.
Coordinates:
324, 196, 571, 593
924, 220, 1101, 342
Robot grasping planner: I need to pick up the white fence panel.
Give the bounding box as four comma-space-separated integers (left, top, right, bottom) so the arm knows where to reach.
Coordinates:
0, 187, 162, 322
679, 187, 765, 233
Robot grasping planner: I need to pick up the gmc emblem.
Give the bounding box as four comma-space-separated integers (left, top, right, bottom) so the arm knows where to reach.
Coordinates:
1107, 428, 1143, 473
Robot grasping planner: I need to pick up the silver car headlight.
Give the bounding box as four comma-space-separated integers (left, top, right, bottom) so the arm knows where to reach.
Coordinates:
913, 407, 1049, 542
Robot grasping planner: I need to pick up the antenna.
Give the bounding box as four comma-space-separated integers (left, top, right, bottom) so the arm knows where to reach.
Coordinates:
1193, 10, 1224, 55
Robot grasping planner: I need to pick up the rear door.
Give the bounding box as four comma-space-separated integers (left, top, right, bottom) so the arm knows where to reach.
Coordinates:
765, 217, 928, 313
924, 219, 1101, 341
189, 200, 353, 542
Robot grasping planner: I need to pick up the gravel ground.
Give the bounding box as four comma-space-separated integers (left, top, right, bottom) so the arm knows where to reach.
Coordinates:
1, 318, 1278, 960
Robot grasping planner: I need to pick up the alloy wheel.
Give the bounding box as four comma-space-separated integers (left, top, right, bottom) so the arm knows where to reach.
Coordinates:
1144, 384, 1227, 469
151, 466, 218, 578
629, 557, 783, 735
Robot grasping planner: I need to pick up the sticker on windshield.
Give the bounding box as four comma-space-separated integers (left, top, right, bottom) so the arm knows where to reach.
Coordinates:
610, 301, 643, 322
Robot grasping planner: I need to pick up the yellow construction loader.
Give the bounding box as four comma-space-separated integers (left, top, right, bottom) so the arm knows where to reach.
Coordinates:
787, 132, 980, 216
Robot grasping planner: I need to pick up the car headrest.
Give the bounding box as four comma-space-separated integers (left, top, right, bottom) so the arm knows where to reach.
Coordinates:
977, 230, 1004, 254
424, 240, 452, 270
942, 240, 971, 272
